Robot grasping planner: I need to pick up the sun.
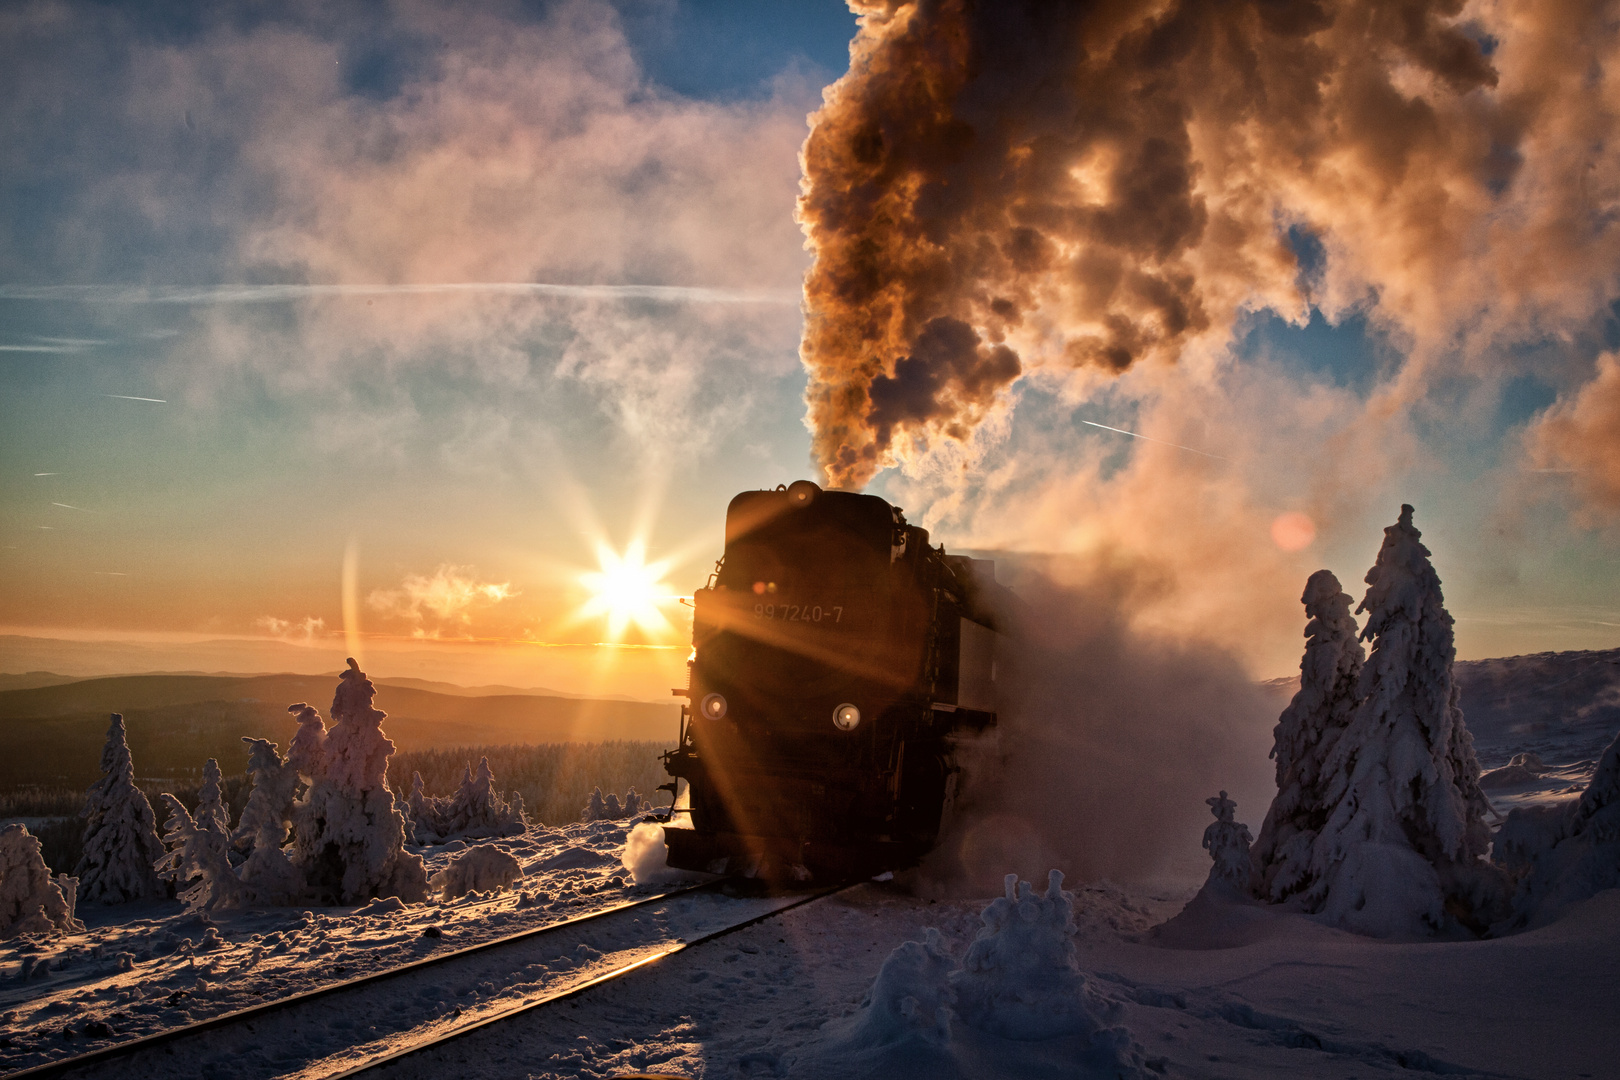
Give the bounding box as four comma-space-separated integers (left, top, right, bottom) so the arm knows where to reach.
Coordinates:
577, 539, 676, 640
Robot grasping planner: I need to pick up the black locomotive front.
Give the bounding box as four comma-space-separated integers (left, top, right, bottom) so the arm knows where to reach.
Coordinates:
661, 480, 1003, 880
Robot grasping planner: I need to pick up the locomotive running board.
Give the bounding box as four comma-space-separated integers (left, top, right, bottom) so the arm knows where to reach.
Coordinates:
664, 826, 918, 882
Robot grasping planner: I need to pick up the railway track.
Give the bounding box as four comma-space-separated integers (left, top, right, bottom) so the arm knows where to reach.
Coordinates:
6, 882, 848, 1080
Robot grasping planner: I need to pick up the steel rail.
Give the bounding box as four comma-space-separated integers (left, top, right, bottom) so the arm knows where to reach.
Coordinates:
324, 883, 857, 1079
3, 881, 721, 1080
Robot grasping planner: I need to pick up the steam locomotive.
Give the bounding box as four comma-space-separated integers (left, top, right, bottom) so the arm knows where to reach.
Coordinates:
659, 480, 1010, 880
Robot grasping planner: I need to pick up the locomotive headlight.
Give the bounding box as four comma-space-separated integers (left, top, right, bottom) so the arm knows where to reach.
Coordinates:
832, 703, 861, 731
699, 692, 728, 720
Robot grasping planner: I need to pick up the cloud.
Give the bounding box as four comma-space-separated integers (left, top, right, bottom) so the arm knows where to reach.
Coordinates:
1528, 351, 1620, 526
797, 0, 1620, 490
255, 614, 326, 644
0, 0, 817, 467
367, 565, 514, 638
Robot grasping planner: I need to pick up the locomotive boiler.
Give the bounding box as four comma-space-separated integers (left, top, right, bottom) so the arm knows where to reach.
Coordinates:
659, 480, 1010, 880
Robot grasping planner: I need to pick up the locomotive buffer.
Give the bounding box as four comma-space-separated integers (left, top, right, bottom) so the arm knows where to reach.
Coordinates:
660, 479, 1011, 881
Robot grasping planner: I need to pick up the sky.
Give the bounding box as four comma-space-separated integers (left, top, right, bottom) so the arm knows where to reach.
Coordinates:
2, 0, 1618, 698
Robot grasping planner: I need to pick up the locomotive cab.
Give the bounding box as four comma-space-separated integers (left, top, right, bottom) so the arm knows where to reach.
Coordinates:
661, 480, 1007, 880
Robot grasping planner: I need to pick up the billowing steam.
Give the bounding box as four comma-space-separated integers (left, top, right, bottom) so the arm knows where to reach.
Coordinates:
799, 0, 1620, 492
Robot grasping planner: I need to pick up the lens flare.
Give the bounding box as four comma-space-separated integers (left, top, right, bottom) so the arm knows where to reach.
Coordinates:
1270, 512, 1317, 552
578, 539, 676, 641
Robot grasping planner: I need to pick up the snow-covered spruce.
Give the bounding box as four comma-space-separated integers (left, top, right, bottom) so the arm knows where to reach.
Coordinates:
406, 758, 527, 844
233, 737, 304, 904
292, 659, 428, 904
429, 845, 523, 900
0, 824, 82, 938
1202, 791, 1256, 894
1306, 505, 1503, 936
801, 871, 1146, 1078
75, 713, 167, 904
1494, 726, 1620, 927
194, 757, 231, 839
442, 757, 527, 839
1253, 569, 1364, 902
581, 785, 650, 822
155, 789, 246, 912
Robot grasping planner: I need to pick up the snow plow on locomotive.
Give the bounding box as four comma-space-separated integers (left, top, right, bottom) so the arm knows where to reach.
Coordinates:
659, 480, 1011, 880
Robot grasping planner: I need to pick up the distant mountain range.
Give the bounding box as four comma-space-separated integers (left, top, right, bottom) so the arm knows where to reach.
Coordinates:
0, 671, 681, 791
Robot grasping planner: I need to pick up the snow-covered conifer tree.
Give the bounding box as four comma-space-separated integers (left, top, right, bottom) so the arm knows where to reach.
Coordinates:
443, 757, 525, 839
1202, 791, 1256, 894
621, 788, 648, 818
233, 737, 304, 904
1253, 570, 1364, 902
156, 793, 245, 912
0, 824, 83, 937
405, 771, 449, 845
295, 660, 427, 904
75, 713, 166, 904
195, 758, 231, 839
1306, 505, 1500, 936
582, 786, 609, 822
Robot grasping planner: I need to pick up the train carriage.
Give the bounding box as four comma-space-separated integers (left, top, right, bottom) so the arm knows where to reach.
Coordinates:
660, 480, 1011, 880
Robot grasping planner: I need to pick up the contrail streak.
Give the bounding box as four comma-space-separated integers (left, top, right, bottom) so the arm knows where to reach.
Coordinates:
1080, 419, 1226, 460
52, 502, 93, 512
103, 394, 167, 402
0, 283, 800, 305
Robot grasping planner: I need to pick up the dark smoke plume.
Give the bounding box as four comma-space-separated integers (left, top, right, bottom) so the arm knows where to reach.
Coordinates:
798, 0, 1615, 490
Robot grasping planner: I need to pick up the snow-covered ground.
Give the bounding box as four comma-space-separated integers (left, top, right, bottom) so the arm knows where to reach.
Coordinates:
2, 681, 1617, 1078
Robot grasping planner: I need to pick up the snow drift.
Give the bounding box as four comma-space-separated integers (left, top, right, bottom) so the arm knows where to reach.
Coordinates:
795, 871, 1148, 1079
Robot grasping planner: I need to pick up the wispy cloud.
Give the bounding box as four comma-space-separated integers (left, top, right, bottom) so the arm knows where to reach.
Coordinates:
255, 614, 326, 643
367, 565, 514, 638
0, 283, 797, 305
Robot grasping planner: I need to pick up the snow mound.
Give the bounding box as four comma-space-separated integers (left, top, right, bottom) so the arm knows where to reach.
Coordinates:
429, 845, 523, 900
795, 871, 1148, 1079
539, 842, 619, 871
1495, 726, 1620, 927
0, 824, 82, 938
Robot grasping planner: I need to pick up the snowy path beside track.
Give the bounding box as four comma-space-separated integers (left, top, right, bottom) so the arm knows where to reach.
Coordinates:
12, 885, 813, 1080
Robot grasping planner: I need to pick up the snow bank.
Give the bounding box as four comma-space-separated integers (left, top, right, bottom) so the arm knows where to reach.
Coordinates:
429, 845, 523, 900
1495, 726, 1620, 927
795, 871, 1148, 1079
0, 824, 82, 938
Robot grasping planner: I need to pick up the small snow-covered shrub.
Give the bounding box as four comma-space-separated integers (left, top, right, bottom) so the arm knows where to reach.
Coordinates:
75, 714, 167, 904
581, 785, 650, 822
1201, 791, 1256, 894
429, 845, 522, 900
0, 824, 83, 938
